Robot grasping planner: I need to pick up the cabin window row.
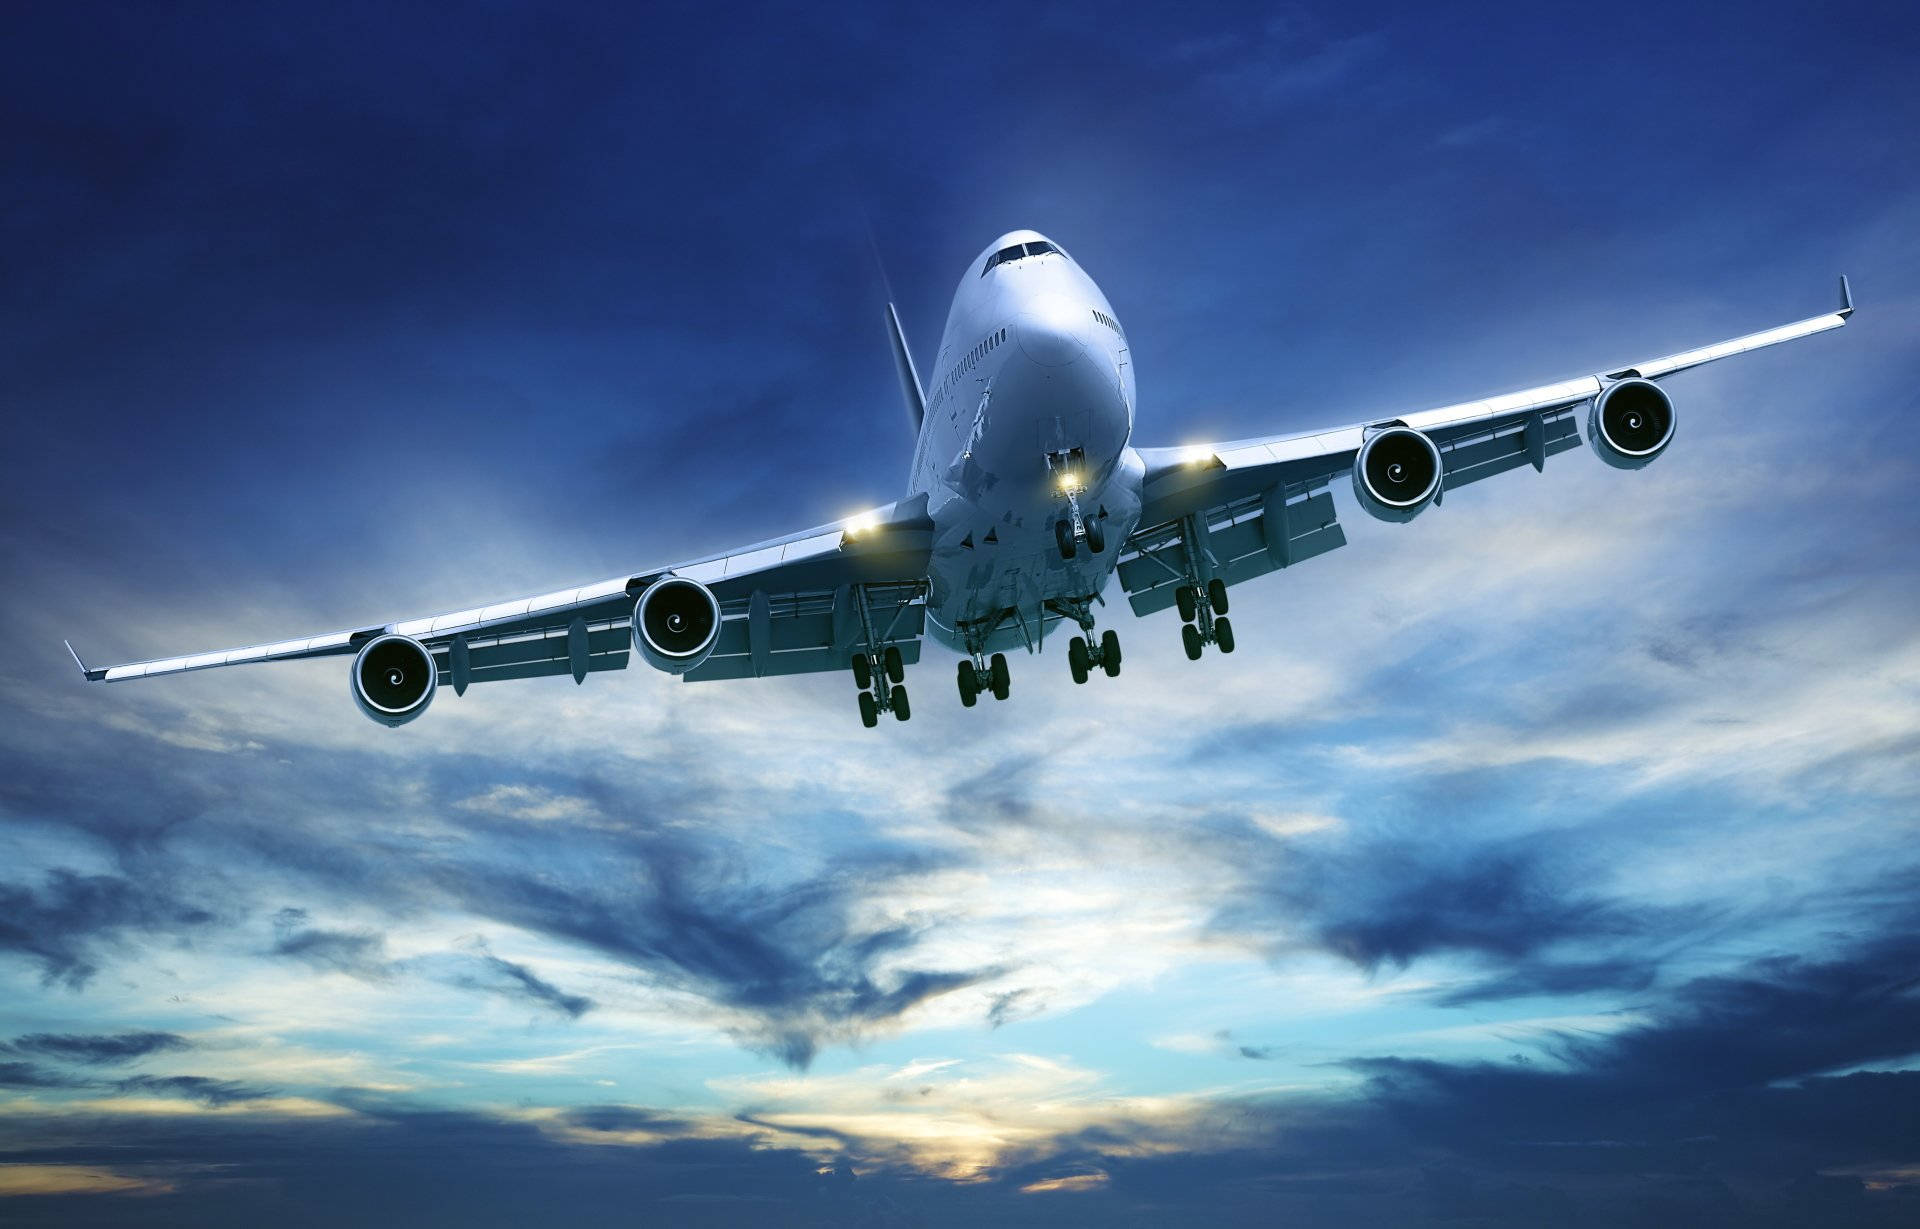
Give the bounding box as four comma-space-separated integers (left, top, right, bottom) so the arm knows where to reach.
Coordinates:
944, 328, 1007, 391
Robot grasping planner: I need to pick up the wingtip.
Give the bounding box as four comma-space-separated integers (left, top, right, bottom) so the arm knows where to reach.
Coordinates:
65, 639, 108, 682
1838, 274, 1854, 319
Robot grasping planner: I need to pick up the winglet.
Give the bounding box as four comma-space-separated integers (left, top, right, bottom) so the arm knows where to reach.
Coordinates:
1838, 274, 1854, 320
65, 639, 107, 682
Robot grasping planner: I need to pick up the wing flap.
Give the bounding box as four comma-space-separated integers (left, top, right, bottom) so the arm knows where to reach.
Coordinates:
1438, 407, 1584, 491
1119, 491, 1343, 616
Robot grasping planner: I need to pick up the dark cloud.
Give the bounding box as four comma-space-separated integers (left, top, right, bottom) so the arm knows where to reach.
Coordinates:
450, 948, 593, 1020
0, 869, 217, 989
8, 1031, 191, 1065
114, 1074, 273, 1108
558, 1105, 693, 1134
0, 1061, 89, 1089
268, 909, 392, 980
414, 827, 990, 1067
1219, 836, 1693, 1004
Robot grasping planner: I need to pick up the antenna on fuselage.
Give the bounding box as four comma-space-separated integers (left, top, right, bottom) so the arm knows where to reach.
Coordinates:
861, 209, 926, 433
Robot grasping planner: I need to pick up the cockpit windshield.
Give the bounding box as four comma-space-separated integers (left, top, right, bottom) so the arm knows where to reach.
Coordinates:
982, 240, 1064, 276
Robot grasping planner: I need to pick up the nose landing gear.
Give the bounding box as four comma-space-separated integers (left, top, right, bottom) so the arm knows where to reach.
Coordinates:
1047, 448, 1107, 560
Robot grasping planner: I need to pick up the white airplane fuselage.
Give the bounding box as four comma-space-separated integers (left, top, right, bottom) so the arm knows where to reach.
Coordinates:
909, 230, 1141, 655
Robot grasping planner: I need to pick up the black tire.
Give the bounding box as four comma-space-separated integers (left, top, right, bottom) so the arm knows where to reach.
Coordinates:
1056, 519, 1076, 560
957, 661, 978, 708
892, 686, 911, 721
1215, 616, 1236, 654
1068, 636, 1089, 684
1175, 585, 1197, 624
990, 652, 1010, 700
1101, 629, 1122, 677
858, 691, 878, 727
884, 644, 904, 685
851, 653, 871, 691
1208, 578, 1230, 616
1086, 519, 1106, 554
1182, 623, 1203, 661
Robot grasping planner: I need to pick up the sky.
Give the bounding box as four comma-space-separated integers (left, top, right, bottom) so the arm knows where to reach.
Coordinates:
2, 1, 1918, 1224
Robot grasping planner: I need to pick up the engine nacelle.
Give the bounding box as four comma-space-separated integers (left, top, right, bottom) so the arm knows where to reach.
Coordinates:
351, 634, 437, 727
1587, 378, 1676, 470
1352, 426, 1443, 523
632, 577, 722, 674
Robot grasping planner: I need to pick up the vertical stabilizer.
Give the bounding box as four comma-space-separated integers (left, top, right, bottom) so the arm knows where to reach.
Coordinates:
886, 302, 926, 432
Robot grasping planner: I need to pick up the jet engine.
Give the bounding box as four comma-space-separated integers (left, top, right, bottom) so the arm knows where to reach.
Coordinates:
1587, 378, 1676, 470
351, 633, 437, 727
632, 576, 722, 674
1352, 426, 1443, 522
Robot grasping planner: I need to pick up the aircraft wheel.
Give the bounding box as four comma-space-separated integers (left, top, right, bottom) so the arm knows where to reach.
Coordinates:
892, 686, 911, 721
990, 652, 1010, 700
1175, 585, 1198, 624
884, 644, 905, 684
1208, 578, 1230, 616
1101, 629, 1121, 677
858, 691, 879, 728
851, 653, 871, 691
1215, 616, 1236, 654
1086, 519, 1106, 554
1068, 636, 1090, 685
1182, 623, 1203, 661
1055, 519, 1076, 560
958, 661, 978, 708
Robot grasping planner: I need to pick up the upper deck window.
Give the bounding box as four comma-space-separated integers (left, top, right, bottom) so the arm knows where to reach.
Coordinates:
981, 240, 1065, 276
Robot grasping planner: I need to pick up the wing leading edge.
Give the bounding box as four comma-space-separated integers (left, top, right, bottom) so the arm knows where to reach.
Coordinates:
1120, 279, 1854, 617
72, 495, 935, 689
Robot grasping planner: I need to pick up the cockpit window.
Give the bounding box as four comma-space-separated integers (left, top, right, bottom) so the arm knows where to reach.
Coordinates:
981, 241, 1063, 276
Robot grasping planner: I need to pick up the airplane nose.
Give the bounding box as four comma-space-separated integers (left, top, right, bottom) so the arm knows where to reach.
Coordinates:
1014, 297, 1092, 367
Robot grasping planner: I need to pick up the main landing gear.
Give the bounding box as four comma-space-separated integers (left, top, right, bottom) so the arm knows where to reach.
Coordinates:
1176, 577, 1234, 660
955, 621, 1011, 708
1053, 595, 1121, 684
851, 644, 910, 727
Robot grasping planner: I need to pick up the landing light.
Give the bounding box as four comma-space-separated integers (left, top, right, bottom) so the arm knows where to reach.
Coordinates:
1181, 444, 1214, 466
844, 510, 883, 539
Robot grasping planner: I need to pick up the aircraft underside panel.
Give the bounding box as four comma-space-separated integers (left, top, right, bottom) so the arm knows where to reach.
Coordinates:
1119, 491, 1344, 617
682, 581, 925, 683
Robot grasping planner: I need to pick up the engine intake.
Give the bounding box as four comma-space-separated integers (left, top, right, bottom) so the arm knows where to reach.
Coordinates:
1588, 378, 1675, 470
351, 634, 437, 727
633, 577, 722, 674
1352, 426, 1443, 522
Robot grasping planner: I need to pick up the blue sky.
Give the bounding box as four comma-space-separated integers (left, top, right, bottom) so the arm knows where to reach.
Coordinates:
3, 1, 1918, 1223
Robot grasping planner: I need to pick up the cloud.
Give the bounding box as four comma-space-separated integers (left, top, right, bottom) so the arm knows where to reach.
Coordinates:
7, 1031, 191, 1065
0, 869, 217, 989
447, 944, 594, 1020
0, 1061, 90, 1089
1214, 833, 1699, 1009
113, 1074, 274, 1108
268, 909, 392, 980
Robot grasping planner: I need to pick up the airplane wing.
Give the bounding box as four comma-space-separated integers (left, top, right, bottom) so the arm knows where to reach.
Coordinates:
1117, 279, 1854, 621
70, 493, 935, 693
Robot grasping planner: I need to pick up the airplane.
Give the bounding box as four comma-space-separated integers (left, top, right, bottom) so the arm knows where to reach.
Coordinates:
67, 230, 1855, 728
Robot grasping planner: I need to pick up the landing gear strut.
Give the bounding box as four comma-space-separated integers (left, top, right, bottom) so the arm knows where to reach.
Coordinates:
1171, 516, 1235, 659
847, 588, 913, 727
1052, 595, 1121, 684
956, 621, 1012, 707
1048, 448, 1107, 560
